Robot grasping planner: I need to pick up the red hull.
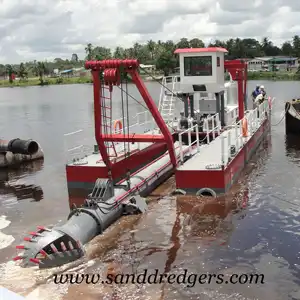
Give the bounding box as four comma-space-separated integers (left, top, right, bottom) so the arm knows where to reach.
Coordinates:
66, 142, 168, 198
175, 117, 270, 194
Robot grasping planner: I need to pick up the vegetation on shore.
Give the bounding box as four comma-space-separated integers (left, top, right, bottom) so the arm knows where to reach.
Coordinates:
0, 76, 93, 87
1, 35, 300, 88
0, 71, 299, 88
247, 71, 300, 81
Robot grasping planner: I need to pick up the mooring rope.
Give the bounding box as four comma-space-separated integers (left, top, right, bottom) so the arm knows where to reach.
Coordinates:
271, 102, 290, 126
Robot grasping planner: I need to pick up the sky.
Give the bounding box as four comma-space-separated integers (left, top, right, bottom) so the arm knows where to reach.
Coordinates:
0, 0, 300, 64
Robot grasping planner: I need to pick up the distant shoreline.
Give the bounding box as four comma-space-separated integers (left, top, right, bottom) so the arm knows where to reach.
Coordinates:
247, 71, 300, 81
0, 72, 299, 88
0, 76, 93, 88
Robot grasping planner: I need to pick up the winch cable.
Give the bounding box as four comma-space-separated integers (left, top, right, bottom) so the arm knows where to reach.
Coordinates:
125, 76, 131, 188
139, 66, 184, 102
120, 79, 127, 159
117, 83, 174, 131
117, 85, 148, 110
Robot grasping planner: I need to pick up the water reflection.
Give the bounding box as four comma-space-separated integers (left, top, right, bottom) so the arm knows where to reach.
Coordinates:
0, 160, 44, 202
285, 133, 300, 158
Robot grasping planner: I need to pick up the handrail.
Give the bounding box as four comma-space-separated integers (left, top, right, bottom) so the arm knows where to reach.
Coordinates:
220, 98, 269, 167
63, 129, 87, 164
158, 77, 166, 112
178, 124, 200, 163
203, 113, 221, 144
226, 106, 238, 125
113, 110, 154, 134
158, 75, 180, 127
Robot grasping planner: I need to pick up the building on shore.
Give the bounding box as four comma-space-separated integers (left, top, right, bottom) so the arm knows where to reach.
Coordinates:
247, 56, 299, 71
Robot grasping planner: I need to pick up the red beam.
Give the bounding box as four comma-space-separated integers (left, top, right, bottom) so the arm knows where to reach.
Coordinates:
237, 70, 245, 120
85, 59, 139, 70
129, 70, 177, 167
91, 71, 112, 169
102, 134, 165, 143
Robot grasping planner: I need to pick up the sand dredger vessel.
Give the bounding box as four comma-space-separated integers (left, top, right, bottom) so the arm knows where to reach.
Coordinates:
12, 47, 274, 269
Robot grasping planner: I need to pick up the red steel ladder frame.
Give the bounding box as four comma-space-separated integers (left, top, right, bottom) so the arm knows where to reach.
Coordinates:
85, 59, 177, 174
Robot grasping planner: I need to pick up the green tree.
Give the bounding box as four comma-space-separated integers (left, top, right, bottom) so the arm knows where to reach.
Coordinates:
292, 35, 300, 57
93, 46, 111, 60
176, 38, 190, 49
114, 46, 125, 59
189, 38, 205, 48
85, 43, 93, 60
147, 40, 156, 60
34, 62, 47, 85
155, 51, 177, 76
18, 63, 28, 81
281, 42, 293, 56
5, 64, 14, 83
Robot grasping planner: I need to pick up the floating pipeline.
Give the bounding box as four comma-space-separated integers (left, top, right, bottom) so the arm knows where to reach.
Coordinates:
13, 147, 182, 269
14, 187, 147, 269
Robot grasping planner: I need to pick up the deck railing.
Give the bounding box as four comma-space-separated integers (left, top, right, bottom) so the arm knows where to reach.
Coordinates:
203, 113, 221, 144
220, 99, 269, 166
64, 110, 158, 163
225, 106, 238, 125
64, 129, 88, 165
178, 124, 200, 164
113, 110, 154, 135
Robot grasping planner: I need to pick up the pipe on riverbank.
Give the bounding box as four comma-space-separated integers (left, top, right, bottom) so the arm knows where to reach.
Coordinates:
0, 140, 44, 168
0, 139, 39, 155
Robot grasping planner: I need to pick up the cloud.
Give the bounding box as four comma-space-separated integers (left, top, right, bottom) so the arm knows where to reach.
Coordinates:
0, 0, 300, 63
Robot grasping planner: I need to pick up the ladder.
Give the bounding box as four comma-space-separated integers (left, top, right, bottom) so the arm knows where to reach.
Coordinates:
158, 76, 178, 125
101, 85, 117, 158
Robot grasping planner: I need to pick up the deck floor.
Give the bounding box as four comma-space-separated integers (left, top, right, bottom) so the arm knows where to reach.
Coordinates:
68, 138, 160, 167
68, 116, 264, 170
177, 126, 253, 171
67, 127, 183, 167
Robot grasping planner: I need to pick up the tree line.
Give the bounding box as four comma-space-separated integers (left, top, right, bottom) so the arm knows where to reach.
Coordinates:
1, 36, 300, 81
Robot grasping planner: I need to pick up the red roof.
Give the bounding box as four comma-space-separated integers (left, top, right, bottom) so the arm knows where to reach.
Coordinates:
174, 47, 228, 54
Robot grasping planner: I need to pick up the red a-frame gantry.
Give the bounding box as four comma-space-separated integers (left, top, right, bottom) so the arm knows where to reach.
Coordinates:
85, 59, 177, 171
224, 59, 248, 120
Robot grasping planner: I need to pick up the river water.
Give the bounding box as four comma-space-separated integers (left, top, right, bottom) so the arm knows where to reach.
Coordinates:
0, 81, 300, 300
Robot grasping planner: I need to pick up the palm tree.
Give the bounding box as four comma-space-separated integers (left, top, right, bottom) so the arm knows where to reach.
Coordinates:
18, 63, 28, 81
5, 64, 14, 83
147, 40, 156, 60
34, 62, 47, 85
85, 43, 93, 60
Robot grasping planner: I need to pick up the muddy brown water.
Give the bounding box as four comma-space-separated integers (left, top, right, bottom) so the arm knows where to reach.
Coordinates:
0, 81, 300, 300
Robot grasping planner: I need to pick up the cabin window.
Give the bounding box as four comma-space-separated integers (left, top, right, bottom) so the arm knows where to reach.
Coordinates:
217, 57, 220, 67
184, 56, 212, 76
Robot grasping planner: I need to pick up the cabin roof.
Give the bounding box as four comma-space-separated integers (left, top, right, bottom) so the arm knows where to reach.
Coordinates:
174, 47, 228, 54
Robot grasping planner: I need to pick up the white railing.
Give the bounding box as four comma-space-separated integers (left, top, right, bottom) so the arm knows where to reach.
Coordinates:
178, 124, 200, 164
63, 110, 158, 164
112, 110, 155, 134
225, 106, 238, 125
203, 113, 221, 144
158, 75, 180, 112
158, 75, 180, 128
64, 129, 88, 165
220, 99, 269, 166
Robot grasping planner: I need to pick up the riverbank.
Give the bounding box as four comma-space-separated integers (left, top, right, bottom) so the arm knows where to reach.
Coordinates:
247, 71, 300, 80
0, 71, 299, 88
0, 76, 93, 88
